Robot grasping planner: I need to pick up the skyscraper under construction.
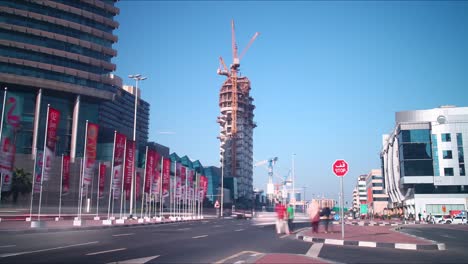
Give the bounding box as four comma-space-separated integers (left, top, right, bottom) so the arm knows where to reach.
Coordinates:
217, 21, 258, 204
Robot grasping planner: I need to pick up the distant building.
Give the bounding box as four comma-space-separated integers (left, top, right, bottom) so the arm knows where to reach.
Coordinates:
365, 169, 388, 215
381, 106, 468, 217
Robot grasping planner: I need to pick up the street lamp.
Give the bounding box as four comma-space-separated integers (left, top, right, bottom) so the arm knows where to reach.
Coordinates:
128, 74, 147, 217
220, 149, 224, 218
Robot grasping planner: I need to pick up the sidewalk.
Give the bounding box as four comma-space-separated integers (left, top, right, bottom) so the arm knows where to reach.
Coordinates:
253, 253, 333, 264
297, 224, 445, 251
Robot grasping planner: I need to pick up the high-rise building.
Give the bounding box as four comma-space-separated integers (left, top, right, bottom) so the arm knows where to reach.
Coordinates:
0, 1, 151, 208
217, 76, 256, 204
381, 106, 468, 217
353, 175, 367, 216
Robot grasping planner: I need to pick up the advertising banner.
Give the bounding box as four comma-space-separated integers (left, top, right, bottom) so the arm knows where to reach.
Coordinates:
136, 170, 141, 199
112, 133, 126, 199
99, 163, 106, 198
42, 107, 60, 181
83, 122, 98, 185
180, 166, 186, 198
199, 175, 208, 201
0, 92, 22, 189
124, 140, 135, 191
175, 163, 181, 198
62, 155, 70, 195
151, 152, 161, 197
162, 158, 170, 197
144, 150, 155, 194
33, 151, 43, 193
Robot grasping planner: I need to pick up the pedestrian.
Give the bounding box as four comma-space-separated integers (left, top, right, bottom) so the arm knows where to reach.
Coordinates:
275, 201, 289, 234
287, 204, 295, 232
308, 200, 320, 233
418, 212, 422, 222
321, 206, 331, 233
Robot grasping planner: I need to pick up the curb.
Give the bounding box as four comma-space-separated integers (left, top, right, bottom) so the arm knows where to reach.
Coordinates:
0, 219, 202, 235
343, 222, 401, 226
296, 232, 445, 251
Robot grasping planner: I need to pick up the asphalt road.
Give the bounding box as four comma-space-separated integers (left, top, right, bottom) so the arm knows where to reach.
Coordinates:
318, 224, 468, 264
0, 218, 311, 263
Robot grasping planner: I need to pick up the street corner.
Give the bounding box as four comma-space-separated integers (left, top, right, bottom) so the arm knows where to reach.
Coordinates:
214, 251, 265, 264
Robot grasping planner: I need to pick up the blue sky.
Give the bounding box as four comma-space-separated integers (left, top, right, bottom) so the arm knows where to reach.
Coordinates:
113, 1, 468, 203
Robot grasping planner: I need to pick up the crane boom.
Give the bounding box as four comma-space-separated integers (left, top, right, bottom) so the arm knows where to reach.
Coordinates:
239, 32, 260, 61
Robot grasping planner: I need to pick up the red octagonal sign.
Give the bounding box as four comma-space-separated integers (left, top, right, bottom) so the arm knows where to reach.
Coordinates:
332, 159, 348, 177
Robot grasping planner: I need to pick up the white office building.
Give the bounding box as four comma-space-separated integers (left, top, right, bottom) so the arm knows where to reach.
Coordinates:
381, 106, 468, 217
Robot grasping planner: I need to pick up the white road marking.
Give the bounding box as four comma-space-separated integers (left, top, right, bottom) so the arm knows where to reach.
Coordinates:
0, 245, 15, 248
358, 241, 377, 248
280, 234, 290, 239
192, 235, 208, 239
86, 248, 126, 256
395, 243, 417, 250
441, 234, 454, 239
214, 225, 222, 228
306, 243, 323, 257
0, 241, 99, 258
235, 229, 244, 232
107, 255, 160, 264
233, 261, 245, 264
250, 253, 260, 257
177, 228, 191, 231
324, 239, 344, 245
112, 233, 134, 237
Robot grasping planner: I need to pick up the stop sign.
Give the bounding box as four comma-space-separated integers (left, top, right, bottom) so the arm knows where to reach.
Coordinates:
332, 159, 349, 177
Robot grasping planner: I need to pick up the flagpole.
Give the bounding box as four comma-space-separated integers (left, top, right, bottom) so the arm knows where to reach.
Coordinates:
58, 154, 64, 220
120, 140, 127, 220
37, 105, 50, 222
107, 131, 116, 220
77, 120, 88, 221
159, 156, 163, 218
96, 162, 101, 218
140, 146, 148, 219
0, 88, 7, 207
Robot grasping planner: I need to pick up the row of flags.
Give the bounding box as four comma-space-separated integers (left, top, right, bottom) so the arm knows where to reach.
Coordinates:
0, 90, 209, 204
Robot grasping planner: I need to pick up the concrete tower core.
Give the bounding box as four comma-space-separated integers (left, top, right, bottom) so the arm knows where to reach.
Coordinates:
218, 76, 256, 202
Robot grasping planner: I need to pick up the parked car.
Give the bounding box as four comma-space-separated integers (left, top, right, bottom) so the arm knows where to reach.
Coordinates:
430, 214, 444, 224
442, 216, 467, 224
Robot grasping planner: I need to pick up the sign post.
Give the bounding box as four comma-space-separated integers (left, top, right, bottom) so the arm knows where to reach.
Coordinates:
332, 159, 348, 240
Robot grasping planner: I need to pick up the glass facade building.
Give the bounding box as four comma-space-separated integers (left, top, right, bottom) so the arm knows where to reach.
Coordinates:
381, 106, 468, 217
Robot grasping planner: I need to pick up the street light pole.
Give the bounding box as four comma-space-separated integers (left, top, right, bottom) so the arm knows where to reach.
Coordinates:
128, 74, 147, 217
220, 150, 224, 218
292, 153, 295, 206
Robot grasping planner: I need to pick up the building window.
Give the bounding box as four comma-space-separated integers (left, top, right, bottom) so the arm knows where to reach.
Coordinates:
460, 164, 466, 176
443, 150, 453, 159
442, 133, 451, 142
459, 147, 465, 163
444, 168, 454, 176
457, 133, 463, 147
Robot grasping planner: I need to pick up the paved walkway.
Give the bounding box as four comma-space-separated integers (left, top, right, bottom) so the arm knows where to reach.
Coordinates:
297, 224, 445, 251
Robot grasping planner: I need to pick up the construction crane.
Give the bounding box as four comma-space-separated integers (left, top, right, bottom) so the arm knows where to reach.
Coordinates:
254, 157, 278, 202
218, 20, 259, 178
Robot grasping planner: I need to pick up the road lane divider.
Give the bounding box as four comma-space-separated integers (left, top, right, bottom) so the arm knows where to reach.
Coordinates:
86, 248, 126, 256
112, 233, 134, 237
234, 229, 244, 232
0, 241, 99, 258
0, 245, 15, 248
107, 255, 160, 264
192, 235, 208, 239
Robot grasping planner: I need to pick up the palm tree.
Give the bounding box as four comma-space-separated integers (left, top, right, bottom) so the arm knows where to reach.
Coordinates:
8, 168, 32, 203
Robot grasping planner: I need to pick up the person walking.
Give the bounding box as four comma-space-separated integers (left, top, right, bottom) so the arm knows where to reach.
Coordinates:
287, 204, 295, 232
321, 206, 331, 233
275, 201, 289, 234
308, 200, 320, 233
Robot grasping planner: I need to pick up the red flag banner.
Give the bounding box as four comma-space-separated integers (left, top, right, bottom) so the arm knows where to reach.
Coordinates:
162, 158, 171, 197
151, 152, 161, 196
112, 133, 126, 199
0, 92, 22, 190
175, 163, 182, 198
62, 155, 70, 195
144, 150, 155, 193
136, 170, 141, 199
43, 107, 60, 181
124, 139, 135, 191
99, 163, 106, 198
181, 166, 186, 198
83, 122, 99, 185
199, 175, 208, 201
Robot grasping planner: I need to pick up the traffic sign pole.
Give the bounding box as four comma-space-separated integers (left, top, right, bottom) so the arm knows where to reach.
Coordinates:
332, 159, 348, 240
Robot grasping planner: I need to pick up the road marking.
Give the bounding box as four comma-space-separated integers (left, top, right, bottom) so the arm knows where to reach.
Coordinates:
177, 228, 191, 231
86, 248, 126, 256
107, 255, 160, 264
306, 243, 323, 258
324, 239, 344, 245
358, 241, 376, 248
441, 234, 454, 239
112, 233, 134, 237
233, 261, 245, 264
214, 225, 222, 228
0, 241, 99, 258
280, 234, 290, 239
395, 243, 417, 250
192, 235, 208, 239
235, 229, 244, 232
215, 251, 261, 264
0, 245, 15, 248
